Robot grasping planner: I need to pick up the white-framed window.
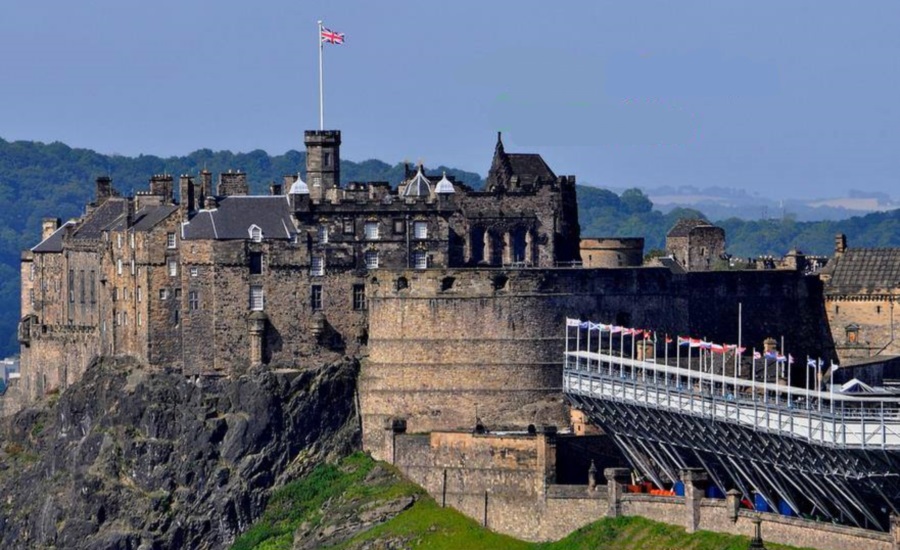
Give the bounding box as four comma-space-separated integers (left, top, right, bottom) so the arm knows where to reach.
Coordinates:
413, 250, 428, 270
311, 255, 325, 276
190, 267, 199, 277
131, 259, 135, 275
249, 224, 262, 242
189, 290, 199, 311
117, 234, 123, 249
364, 221, 380, 240
365, 250, 379, 270
310, 284, 323, 311
138, 312, 142, 326
116, 259, 122, 275
250, 285, 264, 311
413, 221, 428, 239
130, 232, 135, 249
168, 259, 177, 277
159, 288, 169, 300
167, 232, 177, 249
137, 287, 142, 303
313, 176, 321, 187
317, 224, 328, 243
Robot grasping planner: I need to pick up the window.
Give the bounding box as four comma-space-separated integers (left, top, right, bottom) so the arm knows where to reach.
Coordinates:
342, 218, 354, 235
317, 224, 329, 243
249, 225, 262, 242
68, 270, 75, 303
365, 250, 379, 270
877, 305, 882, 314
393, 219, 405, 234
113, 287, 118, 302
313, 176, 321, 187
249, 252, 263, 275
29, 263, 34, 281
250, 285, 264, 311
352, 284, 366, 310
311, 285, 323, 311
174, 288, 182, 300
311, 255, 325, 276
174, 309, 179, 326
323, 151, 331, 167
131, 259, 135, 275
117, 234, 123, 248
190, 267, 199, 277
130, 232, 135, 249
365, 221, 380, 240
117, 259, 123, 276
168, 260, 177, 277
413, 250, 428, 270
137, 286, 142, 303
189, 291, 199, 310
79, 270, 85, 304
123, 312, 128, 326
138, 312, 142, 326
413, 221, 428, 239
159, 288, 169, 300
90, 271, 96, 304
29, 289, 34, 305
167, 232, 177, 249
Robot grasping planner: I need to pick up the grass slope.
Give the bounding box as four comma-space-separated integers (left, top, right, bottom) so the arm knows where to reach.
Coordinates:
234, 453, 812, 550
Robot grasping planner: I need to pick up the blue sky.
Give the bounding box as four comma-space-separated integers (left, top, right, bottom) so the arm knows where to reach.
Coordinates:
2, 1, 899, 200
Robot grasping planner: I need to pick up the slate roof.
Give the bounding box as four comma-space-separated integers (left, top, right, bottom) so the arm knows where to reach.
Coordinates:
31, 221, 77, 253
133, 205, 178, 232
182, 196, 295, 240
828, 248, 900, 292
506, 153, 556, 185
72, 199, 128, 240
667, 218, 712, 238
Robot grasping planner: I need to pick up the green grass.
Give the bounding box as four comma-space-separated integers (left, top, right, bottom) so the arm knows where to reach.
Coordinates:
235, 453, 813, 550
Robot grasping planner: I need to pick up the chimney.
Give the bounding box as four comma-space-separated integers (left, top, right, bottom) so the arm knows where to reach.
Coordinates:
41, 218, 60, 241
149, 174, 175, 204
217, 169, 249, 196
199, 169, 212, 206
179, 174, 195, 215
270, 182, 283, 196
95, 176, 115, 205
835, 233, 847, 256
204, 195, 218, 210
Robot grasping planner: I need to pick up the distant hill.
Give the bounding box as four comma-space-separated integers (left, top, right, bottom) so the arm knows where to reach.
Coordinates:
2, 138, 900, 358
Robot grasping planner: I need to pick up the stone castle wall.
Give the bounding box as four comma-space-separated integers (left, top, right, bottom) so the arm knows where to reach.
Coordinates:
362, 266, 835, 460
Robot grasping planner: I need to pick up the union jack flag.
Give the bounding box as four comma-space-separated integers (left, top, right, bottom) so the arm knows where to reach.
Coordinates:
321, 27, 345, 45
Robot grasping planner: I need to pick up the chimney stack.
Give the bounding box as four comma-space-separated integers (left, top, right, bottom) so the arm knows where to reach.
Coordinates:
179, 174, 195, 216
41, 218, 61, 241
835, 233, 847, 257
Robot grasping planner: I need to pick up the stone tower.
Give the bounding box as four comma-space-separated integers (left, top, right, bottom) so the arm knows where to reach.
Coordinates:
304, 130, 341, 202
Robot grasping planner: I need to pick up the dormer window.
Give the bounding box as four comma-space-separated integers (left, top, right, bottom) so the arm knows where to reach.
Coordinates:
249, 225, 263, 242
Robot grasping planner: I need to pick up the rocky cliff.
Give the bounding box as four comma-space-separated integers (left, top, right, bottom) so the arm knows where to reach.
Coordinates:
0, 356, 360, 549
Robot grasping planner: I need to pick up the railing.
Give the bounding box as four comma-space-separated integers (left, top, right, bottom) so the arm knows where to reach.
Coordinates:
563, 355, 900, 450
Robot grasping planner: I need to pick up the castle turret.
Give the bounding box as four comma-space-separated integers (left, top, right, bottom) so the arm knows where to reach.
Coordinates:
304, 130, 341, 202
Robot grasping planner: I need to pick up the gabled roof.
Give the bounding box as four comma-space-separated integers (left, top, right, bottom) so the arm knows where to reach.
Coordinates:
183, 196, 294, 240
132, 205, 178, 232
31, 221, 77, 253
667, 218, 713, 238
505, 153, 556, 185
72, 198, 128, 240
828, 248, 900, 292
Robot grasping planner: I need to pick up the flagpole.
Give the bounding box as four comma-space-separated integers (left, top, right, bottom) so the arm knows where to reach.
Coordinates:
318, 20, 325, 130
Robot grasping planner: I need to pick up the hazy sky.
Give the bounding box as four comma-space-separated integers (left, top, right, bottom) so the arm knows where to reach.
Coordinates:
2, 1, 899, 199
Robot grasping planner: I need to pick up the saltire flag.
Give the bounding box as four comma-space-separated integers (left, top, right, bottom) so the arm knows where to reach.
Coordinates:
321, 27, 345, 44
588, 322, 602, 331
579, 321, 591, 330
807, 358, 820, 368
566, 318, 581, 327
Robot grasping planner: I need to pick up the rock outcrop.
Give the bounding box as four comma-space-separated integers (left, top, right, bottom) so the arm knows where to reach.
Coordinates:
0, 356, 360, 549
